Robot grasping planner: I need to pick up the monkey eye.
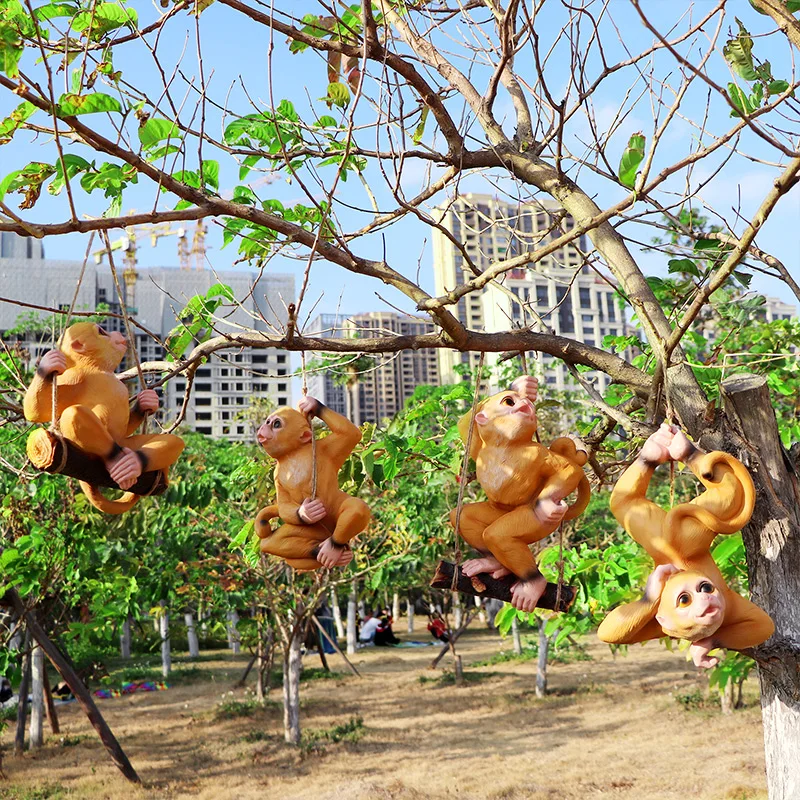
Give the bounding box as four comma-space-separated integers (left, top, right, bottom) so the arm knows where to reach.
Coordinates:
698, 581, 714, 594
677, 592, 691, 607
502, 396, 515, 407
272, 419, 282, 429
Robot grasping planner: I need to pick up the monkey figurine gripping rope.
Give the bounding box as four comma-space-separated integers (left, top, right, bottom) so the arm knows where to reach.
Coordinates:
597, 423, 774, 668
452, 375, 591, 612
255, 396, 370, 570
23, 322, 185, 514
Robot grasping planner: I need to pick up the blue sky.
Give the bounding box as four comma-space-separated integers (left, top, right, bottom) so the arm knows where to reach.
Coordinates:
1, 1, 798, 327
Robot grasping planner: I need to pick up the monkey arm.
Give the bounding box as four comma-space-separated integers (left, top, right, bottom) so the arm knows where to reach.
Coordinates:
126, 399, 147, 436
275, 480, 305, 525
23, 373, 81, 424
597, 599, 663, 644
713, 597, 775, 650
316, 404, 362, 468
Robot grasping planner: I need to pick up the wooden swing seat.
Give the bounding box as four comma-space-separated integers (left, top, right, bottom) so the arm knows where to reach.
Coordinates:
26, 428, 168, 497
430, 560, 576, 612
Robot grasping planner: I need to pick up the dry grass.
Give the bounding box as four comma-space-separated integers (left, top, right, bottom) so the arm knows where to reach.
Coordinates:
0, 623, 768, 800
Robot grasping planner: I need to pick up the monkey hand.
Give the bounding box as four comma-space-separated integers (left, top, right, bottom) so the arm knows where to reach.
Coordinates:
106, 448, 143, 490
534, 496, 568, 526
510, 574, 547, 612
462, 556, 511, 580
667, 428, 698, 463
644, 563, 680, 602
689, 637, 720, 669
510, 375, 538, 402
297, 395, 322, 418
298, 498, 326, 524
640, 422, 678, 466
316, 538, 353, 568
38, 350, 67, 377
136, 389, 159, 413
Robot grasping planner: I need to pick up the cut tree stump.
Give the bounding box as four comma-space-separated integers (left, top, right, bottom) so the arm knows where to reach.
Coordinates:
26, 429, 167, 496
430, 561, 576, 612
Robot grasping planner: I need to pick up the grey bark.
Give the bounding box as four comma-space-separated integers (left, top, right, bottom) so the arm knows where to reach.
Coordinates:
120, 616, 131, 659
721, 680, 735, 715
330, 587, 345, 639
159, 604, 171, 678
452, 591, 462, 629
346, 579, 357, 656
14, 633, 31, 755
282, 627, 303, 745
29, 644, 44, 749
720, 374, 800, 800
392, 591, 400, 622
184, 612, 200, 659
536, 617, 549, 698
475, 596, 487, 624
407, 594, 415, 634
511, 616, 523, 656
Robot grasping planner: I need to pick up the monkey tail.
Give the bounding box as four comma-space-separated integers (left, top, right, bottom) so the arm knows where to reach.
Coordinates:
564, 475, 591, 521
79, 482, 140, 515
255, 504, 280, 538
549, 437, 589, 467
665, 451, 755, 535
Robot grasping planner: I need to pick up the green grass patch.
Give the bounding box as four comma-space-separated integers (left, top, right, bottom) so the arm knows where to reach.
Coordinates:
472, 644, 592, 667
673, 688, 720, 711
0, 786, 70, 799
214, 694, 278, 720
301, 716, 364, 754
418, 669, 496, 687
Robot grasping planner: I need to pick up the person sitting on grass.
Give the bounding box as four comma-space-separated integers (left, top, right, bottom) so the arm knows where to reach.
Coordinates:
358, 610, 382, 646
374, 608, 400, 646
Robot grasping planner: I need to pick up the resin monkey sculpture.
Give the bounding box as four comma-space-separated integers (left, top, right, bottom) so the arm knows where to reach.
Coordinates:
255, 395, 370, 570
597, 423, 774, 668
452, 376, 591, 612
23, 322, 185, 514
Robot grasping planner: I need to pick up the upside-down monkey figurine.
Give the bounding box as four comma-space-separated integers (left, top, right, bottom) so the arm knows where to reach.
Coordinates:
597, 423, 774, 668
452, 376, 591, 612
23, 322, 185, 514
255, 395, 370, 570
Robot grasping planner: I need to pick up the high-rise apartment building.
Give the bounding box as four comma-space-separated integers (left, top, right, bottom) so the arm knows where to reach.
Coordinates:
432, 194, 625, 390
307, 311, 440, 424
0, 233, 294, 441
764, 297, 796, 322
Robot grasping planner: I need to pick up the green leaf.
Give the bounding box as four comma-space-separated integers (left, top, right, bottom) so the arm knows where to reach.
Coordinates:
723, 19, 758, 81
138, 118, 181, 149
200, 159, 219, 191
0, 100, 36, 145
323, 81, 350, 108
617, 132, 646, 188
667, 258, 701, 278
768, 79, 790, 95
728, 83, 755, 117
58, 92, 122, 116
72, 3, 138, 37
0, 20, 24, 77
314, 115, 338, 128
412, 106, 429, 145
787, 1, 800, 12
49, 153, 92, 196
34, 3, 79, 21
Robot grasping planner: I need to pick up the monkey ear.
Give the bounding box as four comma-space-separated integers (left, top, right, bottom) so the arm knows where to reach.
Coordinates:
474, 411, 489, 426
70, 338, 85, 352
300, 430, 313, 443
655, 612, 667, 629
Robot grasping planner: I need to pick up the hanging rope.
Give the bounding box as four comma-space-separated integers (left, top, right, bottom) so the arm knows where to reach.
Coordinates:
300, 349, 318, 501
554, 521, 566, 613
50, 233, 95, 434
101, 231, 148, 433
451, 351, 485, 589
517, 350, 542, 444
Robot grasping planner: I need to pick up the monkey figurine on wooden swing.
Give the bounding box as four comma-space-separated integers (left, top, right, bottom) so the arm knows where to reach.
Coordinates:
452, 375, 591, 612
23, 322, 185, 514
255, 395, 371, 570
597, 423, 774, 668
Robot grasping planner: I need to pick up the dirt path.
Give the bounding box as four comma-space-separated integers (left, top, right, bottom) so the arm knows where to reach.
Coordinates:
1, 623, 767, 800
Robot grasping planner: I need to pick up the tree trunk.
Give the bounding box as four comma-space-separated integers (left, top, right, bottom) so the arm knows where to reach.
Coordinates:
721, 679, 735, 715
282, 628, 303, 745
120, 616, 131, 659
536, 617, 549, 698
331, 588, 345, 639
184, 612, 200, 659
227, 610, 240, 654
14, 635, 31, 755
159, 604, 171, 678
29, 644, 44, 749
392, 591, 400, 622
346, 579, 357, 656
511, 616, 523, 655
475, 596, 487, 625
720, 374, 800, 799
407, 594, 415, 634
452, 591, 462, 629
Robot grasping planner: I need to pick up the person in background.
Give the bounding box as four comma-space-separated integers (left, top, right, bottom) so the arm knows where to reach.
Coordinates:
427, 614, 450, 643
374, 607, 400, 646
358, 610, 381, 645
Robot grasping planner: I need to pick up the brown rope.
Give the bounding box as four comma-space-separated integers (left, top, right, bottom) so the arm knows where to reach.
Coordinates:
554, 521, 566, 613
300, 350, 318, 500
49, 233, 95, 433
517, 350, 541, 444
451, 352, 485, 589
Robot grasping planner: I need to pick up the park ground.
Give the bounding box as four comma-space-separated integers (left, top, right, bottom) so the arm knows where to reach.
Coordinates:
1, 622, 768, 800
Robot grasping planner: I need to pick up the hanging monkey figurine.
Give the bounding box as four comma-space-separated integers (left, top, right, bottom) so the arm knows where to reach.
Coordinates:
452, 376, 591, 612
23, 322, 185, 514
255, 395, 371, 570
597, 423, 774, 668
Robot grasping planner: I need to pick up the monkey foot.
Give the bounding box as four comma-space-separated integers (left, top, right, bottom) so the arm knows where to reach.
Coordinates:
316, 538, 353, 569
462, 556, 511, 580
510, 575, 547, 613
106, 448, 143, 490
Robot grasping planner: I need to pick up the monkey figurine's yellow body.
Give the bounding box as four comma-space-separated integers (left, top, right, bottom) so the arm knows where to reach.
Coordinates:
23, 322, 185, 514
452, 376, 590, 612
255, 396, 370, 570
598, 424, 774, 668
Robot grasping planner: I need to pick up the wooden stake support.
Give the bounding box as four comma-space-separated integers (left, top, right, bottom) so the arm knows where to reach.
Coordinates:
430, 561, 576, 612
27, 429, 167, 496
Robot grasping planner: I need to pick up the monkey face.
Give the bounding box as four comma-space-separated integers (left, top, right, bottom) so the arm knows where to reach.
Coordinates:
475, 390, 538, 443
62, 322, 128, 371
656, 570, 727, 641
257, 408, 312, 457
